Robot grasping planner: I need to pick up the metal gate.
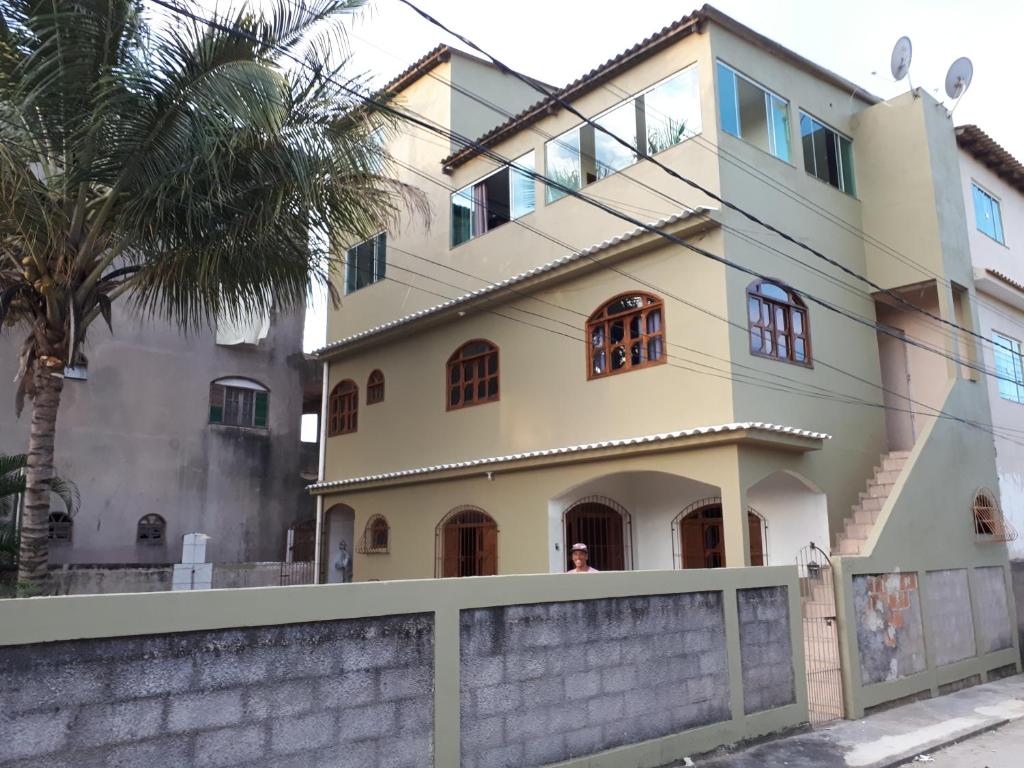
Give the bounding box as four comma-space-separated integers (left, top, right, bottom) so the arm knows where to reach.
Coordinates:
796, 542, 845, 725
279, 561, 315, 586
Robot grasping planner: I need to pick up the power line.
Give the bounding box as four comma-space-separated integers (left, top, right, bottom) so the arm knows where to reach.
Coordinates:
397, 0, 1015, 360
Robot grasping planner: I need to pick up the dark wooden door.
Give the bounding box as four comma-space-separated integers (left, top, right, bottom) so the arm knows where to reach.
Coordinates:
291, 519, 316, 562
442, 512, 498, 577
680, 506, 764, 568
565, 503, 625, 571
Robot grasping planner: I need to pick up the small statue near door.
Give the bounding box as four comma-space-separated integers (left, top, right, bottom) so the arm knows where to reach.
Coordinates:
333, 539, 352, 583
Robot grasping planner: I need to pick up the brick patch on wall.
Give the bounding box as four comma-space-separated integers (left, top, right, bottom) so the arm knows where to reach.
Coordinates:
854, 573, 926, 685
459, 593, 731, 768
0, 614, 434, 768
737, 586, 795, 714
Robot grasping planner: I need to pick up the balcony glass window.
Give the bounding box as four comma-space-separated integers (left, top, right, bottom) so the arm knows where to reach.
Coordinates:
545, 66, 701, 203
716, 62, 791, 162
800, 113, 856, 195
451, 152, 535, 246
972, 183, 1005, 244
993, 332, 1024, 403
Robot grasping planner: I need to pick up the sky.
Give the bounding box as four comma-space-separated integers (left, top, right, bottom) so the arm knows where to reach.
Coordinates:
181, 0, 1024, 354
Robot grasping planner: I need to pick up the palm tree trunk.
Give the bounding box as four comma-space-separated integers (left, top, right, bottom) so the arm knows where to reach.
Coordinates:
17, 362, 64, 586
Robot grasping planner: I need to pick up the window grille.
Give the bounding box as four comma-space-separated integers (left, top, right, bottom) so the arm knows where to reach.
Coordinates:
48, 512, 72, 543
670, 498, 768, 569
972, 489, 1018, 542
435, 507, 498, 577
562, 496, 633, 571
137, 514, 166, 545
328, 380, 358, 435
357, 514, 390, 554
209, 378, 269, 428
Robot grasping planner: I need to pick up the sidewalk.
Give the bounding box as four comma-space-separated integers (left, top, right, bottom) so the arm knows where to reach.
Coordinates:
686, 674, 1024, 768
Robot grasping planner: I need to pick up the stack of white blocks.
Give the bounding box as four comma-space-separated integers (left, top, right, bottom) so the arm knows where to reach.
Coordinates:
171, 532, 213, 591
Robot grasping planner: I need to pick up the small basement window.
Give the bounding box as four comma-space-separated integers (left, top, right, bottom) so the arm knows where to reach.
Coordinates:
48, 512, 72, 543
358, 514, 390, 554
209, 378, 269, 429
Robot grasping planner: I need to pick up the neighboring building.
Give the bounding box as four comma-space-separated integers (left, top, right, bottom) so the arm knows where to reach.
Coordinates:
0, 301, 316, 567
310, 6, 1021, 720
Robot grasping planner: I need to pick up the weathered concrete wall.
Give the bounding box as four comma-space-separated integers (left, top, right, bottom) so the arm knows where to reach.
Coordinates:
975, 566, 1013, 653
738, 586, 795, 714
1012, 560, 1024, 658
0, 614, 434, 768
924, 569, 976, 666
853, 573, 926, 685
459, 593, 731, 768
43, 562, 306, 595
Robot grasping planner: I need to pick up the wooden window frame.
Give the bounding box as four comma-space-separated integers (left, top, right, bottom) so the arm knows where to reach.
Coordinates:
358, 514, 390, 554
586, 292, 666, 380
747, 279, 812, 367
137, 514, 166, 545
367, 370, 385, 405
328, 379, 359, 436
446, 340, 500, 411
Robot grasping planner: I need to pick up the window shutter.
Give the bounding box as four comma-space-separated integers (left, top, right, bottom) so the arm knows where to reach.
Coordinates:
345, 247, 357, 294
748, 513, 764, 566
481, 524, 498, 576
375, 233, 387, 280
442, 525, 460, 577
253, 391, 269, 428
209, 383, 225, 423
680, 515, 705, 569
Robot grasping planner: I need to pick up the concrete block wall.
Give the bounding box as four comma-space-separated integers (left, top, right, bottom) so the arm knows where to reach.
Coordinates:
924, 569, 976, 666
459, 593, 732, 768
737, 586, 795, 714
0, 614, 434, 768
975, 566, 1014, 653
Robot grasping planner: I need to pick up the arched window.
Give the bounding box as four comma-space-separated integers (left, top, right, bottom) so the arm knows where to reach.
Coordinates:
367, 370, 385, 404
672, 499, 766, 568
358, 514, 390, 554
747, 280, 811, 365
209, 377, 269, 428
436, 507, 497, 577
137, 514, 166, 545
587, 293, 665, 379
328, 380, 358, 436
447, 340, 499, 410
48, 512, 72, 543
972, 488, 1017, 541
563, 496, 633, 570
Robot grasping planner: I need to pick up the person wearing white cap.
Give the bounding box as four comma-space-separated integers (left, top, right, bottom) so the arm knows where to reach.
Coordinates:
567, 542, 600, 573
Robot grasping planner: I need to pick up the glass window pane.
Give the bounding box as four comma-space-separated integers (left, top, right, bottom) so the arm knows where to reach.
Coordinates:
487, 378, 498, 397
629, 315, 641, 338
546, 128, 582, 203
610, 319, 625, 343
481, 169, 510, 232
751, 328, 762, 351
510, 152, 536, 219
717, 62, 739, 138
794, 338, 806, 361
736, 76, 770, 153
451, 187, 474, 246
646, 67, 702, 154
748, 297, 761, 323
631, 342, 642, 365
800, 113, 816, 177
594, 100, 639, 179
824, 132, 840, 187
611, 346, 626, 369
592, 326, 605, 347
758, 282, 790, 302
792, 310, 804, 335
769, 95, 790, 162
646, 309, 662, 333
839, 136, 856, 195
992, 198, 1005, 243
593, 350, 606, 375
648, 336, 664, 361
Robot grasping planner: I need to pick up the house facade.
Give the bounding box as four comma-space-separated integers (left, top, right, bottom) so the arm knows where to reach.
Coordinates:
313, 7, 1024, 720
956, 125, 1024, 559
0, 301, 315, 567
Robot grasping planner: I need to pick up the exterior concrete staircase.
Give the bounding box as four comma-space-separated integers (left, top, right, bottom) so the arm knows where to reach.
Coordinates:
832, 451, 910, 556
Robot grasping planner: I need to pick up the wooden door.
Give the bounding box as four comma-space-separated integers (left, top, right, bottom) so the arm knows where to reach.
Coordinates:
681, 506, 765, 568
441, 511, 497, 577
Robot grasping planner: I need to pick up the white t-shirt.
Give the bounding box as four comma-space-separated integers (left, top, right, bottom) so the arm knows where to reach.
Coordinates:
566, 566, 600, 573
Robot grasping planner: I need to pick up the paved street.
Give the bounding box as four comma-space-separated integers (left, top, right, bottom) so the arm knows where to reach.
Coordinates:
897, 716, 1024, 767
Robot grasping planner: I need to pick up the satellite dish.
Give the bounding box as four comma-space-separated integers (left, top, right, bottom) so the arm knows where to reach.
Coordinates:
945, 57, 973, 100
890, 36, 912, 81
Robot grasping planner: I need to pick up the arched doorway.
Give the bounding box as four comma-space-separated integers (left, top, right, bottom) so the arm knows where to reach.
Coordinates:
564, 497, 631, 571
436, 507, 498, 577
674, 500, 765, 568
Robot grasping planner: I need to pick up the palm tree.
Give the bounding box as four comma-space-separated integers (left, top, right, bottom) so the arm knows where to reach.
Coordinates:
0, 452, 80, 572
0, 1, 420, 585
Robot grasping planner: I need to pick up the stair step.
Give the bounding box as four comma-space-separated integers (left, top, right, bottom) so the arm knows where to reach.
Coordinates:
854, 508, 879, 525
844, 522, 872, 539
881, 457, 907, 472
858, 495, 885, 511
874, 470, 901, 484
836, 538, 863, 555
866, 483, 895, 499
887, 450, 911, 459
